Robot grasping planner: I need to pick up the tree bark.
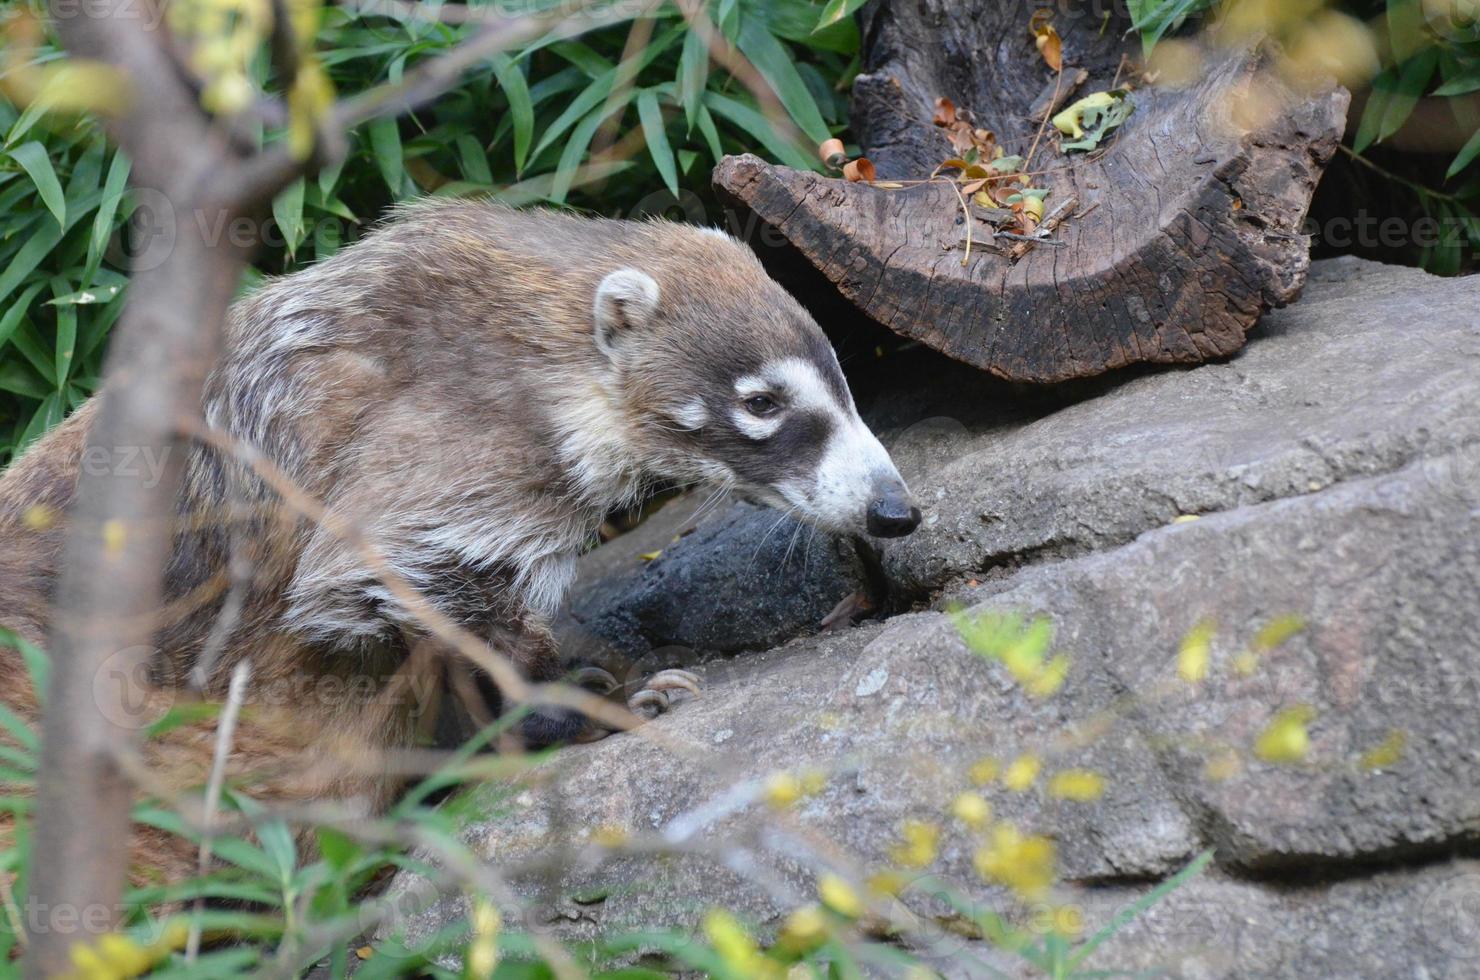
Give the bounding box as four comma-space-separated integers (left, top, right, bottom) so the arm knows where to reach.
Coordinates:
713, 1, 1348, 382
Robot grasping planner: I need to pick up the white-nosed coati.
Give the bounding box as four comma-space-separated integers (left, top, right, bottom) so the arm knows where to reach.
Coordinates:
0, 200, 920, 879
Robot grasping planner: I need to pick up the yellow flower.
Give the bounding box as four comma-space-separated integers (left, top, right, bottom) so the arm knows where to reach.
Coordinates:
1052, 903, 1084, 937
890, 820, 940, 869
817, 873, 864, 918
973, 822, 1056, 900
1254, 705, 1317, 764
1177, 619, 1215, 683
1003, 754, 1041, 792
21, 504, 54, 530
1359, 730, 1406, 771
967, 757, 1001, 787
703, 909, 780, 979
1025, 654, 1070, 698
800, 768, 828, 795
1047, 769, 1105, 802
778, 905, 829, 951
763, 771, 804, 809
866, 870, 908, 897
102, 518, 126, 556
1251, 615, 1306, 652
950, 792, 992, 828
1230, 650, 1259, 677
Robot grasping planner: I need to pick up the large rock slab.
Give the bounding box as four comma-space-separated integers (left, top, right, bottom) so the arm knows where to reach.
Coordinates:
387, 258, 1480, 976
878, 256, 1480, 599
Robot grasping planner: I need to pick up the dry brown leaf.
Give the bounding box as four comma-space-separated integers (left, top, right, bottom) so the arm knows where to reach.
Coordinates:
843, 158, 876, 183
818, 137, 847, 169
1029, 10, 1062, 73
932, 97, 957, 127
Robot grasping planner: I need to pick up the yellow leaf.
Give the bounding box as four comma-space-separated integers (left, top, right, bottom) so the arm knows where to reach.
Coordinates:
950, 792, 992, 828
1047, 769, 1105, 802
968, 757, 1000, 786
1177, 619, 1215, 683
1359, 730, 1406, 771
1003, 754, 1041, 792
638, 550, 663, 562
817, 873, 863, 918
1254, 705, 1317, 764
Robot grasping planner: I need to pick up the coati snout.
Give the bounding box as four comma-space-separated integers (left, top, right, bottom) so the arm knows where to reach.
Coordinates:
590, 263, 921, 540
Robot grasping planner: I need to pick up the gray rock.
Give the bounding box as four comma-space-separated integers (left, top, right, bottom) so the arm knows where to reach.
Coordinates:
386, 259, 1480, 977
558, 492, 869, 671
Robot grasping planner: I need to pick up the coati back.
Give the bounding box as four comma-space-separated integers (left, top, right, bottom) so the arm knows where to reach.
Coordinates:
0, 200, 920, 877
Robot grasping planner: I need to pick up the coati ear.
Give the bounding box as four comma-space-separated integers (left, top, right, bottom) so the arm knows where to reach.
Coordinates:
593, 268, 660, 359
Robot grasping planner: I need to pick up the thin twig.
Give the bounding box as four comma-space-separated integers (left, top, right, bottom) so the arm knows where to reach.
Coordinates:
185, 659, 252, 962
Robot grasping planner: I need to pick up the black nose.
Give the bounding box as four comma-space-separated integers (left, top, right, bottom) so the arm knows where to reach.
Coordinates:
866, 492, 922, 538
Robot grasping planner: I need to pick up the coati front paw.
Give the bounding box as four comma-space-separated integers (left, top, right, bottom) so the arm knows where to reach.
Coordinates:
625, 668, 701, 720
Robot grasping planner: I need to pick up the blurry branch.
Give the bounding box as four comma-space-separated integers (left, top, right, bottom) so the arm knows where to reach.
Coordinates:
22, 0, 627, 974
184, 659, 252, 963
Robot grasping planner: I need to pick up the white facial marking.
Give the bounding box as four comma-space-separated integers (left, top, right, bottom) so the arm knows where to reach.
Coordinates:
673, 398, 708, 431
736, 358, 907, 532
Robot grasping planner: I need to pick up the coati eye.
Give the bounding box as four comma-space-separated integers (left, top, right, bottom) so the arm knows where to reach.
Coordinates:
744, 394, 780, 417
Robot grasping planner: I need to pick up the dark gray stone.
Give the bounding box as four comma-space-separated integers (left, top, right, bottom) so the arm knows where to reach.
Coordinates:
386, 259, 1480, 977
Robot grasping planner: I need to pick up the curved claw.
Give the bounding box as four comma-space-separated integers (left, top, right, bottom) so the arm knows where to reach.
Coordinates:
570, 666, 620, 694
628, 688, 670, 720
642, 668, 702, 698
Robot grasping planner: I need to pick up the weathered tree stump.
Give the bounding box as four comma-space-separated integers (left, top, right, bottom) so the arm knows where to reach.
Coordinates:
713, 2, 1349, 382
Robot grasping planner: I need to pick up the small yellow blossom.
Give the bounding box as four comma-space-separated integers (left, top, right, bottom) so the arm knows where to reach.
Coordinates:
1177, 619, 1215, 683
1251, 615, 1306, 653
1052, 903, 1084, 937
1047, 769, 1105, 802
763, 771, 804, 809
1231, 650, 1260, 676
61, 921, 188, 980
890, 819, 940, 869
866, 870, 908, 897
1003, 754, 1041, 792
1254, 705, 1317, 764
778, 905, 829, 951
968, 757, 1001, 787
817, 873, 864, 918
1359, 729, 1406, 771
1025, 654, 1070, 698
974, 822, 1056, 900
950, 792, 992, 828
799, 768, 827, 795
703, 909, 780, 979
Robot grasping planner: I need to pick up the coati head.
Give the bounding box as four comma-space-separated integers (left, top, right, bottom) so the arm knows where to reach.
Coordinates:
590, 232, 921, 539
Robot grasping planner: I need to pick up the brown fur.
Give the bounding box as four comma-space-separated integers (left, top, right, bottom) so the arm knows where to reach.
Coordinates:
0, 201, 854, 881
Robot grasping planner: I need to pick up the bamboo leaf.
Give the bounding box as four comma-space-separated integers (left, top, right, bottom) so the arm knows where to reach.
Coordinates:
366, 116, 405, 197
637, 89, 679, 197
736, 17, 832, 145
85, 151, 130, 289
8, 141, 66, 229
1447, 127, 1480, 179
490, 53, 534, 173
704, 91, 815, 171
677, 27, 709, 132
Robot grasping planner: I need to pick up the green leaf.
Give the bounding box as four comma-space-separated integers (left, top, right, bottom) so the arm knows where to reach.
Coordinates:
1354, 50, 1439, 153
8, 141, 66, 229
366, 116, 405, 198
50, 277, 76, 385
85, 151, 130, 288
0, 281, 46, 353
677, 27, 709, 133
0, 221, 62, 311
18, 392, 63, 452
1127, 0, 1214, 55
0, 627, 46, 710
1067, 849, 1214, 970
1448, 127, 1480, 179
696, 103, 725, 164
814, 0, 868, 34
272, 177, 307, 258
1434, 69, 1480, 97
550, 94, 632, 204
736, 17, 832, 145
637, 89, 679, 196
490, 53, 534, 173
704, 91, 815, 170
